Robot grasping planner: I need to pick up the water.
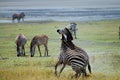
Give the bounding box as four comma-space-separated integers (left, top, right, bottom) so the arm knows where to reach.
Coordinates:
0, 7, 120, 23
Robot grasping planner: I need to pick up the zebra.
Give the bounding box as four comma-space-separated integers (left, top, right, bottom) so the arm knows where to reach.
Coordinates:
15, 34, 27, 57
68, 22, 77, 39
12, 12, 25, 22
55, 28, 91, 78
30, 34, 48, 57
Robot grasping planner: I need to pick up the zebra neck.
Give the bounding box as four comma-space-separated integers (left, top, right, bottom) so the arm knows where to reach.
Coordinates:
67, 41, 75, 50
61, 41, 68, 50
61, 40, 76, 50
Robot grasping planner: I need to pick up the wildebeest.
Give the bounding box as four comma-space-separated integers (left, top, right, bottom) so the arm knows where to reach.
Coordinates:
15, 34, 27, 57
55, 28, 91, 78
12, 12, 25, 22
30, 34, 49, 57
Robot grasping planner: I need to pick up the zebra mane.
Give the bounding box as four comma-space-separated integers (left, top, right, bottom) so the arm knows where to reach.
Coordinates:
64, 28, 73, 41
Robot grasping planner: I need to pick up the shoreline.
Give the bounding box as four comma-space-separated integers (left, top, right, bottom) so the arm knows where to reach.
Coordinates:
0, 7, 120, 23
0, 18, 120, 24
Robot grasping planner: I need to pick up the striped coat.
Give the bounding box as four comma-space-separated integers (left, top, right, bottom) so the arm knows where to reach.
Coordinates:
55, 28, 91, 78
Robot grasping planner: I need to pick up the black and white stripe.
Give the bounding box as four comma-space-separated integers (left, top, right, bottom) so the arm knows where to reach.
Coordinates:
55, 28, 91, 78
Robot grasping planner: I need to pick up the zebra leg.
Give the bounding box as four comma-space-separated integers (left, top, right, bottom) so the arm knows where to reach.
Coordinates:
75, 73, 79, 78
55, 62, 59, 76
78, 72, 81, 78
44, 44, 46, 56
46, 45, 48, 56
17, 18, 20, 22
17, 19, 19, 22
37, 45, 41, 57
74, 31, 77, 39
16, 46, 20, 57
30, 46, 35, 57
24, 46, 26, 56
71, 72, 80, 79
71, 65, 81, 78
33, 47, 35, 57
55, 60, 62, 77
12, 18, 15, 23
22, 18, 24, 22
21, 46, 23, 56
82, 69, 89, 78
75, 70, 81, 78
22, 45, 25, 56
44, 44, 48, 56
58, 64, 66, 77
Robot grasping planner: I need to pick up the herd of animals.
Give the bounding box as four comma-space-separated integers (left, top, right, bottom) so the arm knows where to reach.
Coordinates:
15, 34, 48, 57
14, 12, 92, 79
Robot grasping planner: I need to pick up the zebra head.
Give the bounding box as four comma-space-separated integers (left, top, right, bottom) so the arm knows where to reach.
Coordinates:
20, 12, 25, 18
57, 28, 75, 49
57, 27, 73, 41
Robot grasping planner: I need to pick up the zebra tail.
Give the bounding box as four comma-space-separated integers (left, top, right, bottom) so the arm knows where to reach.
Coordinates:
88, 62, 92, 74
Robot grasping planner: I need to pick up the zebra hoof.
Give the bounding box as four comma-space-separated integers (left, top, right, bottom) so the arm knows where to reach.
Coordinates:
85, 74, 91, 77
31, 55, 34, 57
17, 54, 20, 57
23, 54, 25, 56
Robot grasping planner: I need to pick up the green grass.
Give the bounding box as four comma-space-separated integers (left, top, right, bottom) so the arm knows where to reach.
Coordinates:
0, 19, 120, 80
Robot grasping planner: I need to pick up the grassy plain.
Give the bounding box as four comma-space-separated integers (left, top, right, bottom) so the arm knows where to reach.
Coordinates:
0, 19, 120, 80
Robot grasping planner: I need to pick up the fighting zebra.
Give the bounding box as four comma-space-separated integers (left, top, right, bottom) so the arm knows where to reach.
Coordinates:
12, 12, 25, 22
55, 28, 91, 78
15, 34, 27, 57
30, 34, 49, 57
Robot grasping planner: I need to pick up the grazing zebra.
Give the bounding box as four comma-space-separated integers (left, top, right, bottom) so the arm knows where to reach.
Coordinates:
55, 28, 91, 78
12, 12, 25, 22
15, 34, 27, 57
30, 34, 48, 57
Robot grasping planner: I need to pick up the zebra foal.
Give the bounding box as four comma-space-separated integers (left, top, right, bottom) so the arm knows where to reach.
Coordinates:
55, 28, 91, 78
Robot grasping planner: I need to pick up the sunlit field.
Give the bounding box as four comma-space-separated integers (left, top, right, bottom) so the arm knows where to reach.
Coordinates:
0, 19, 120, 80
